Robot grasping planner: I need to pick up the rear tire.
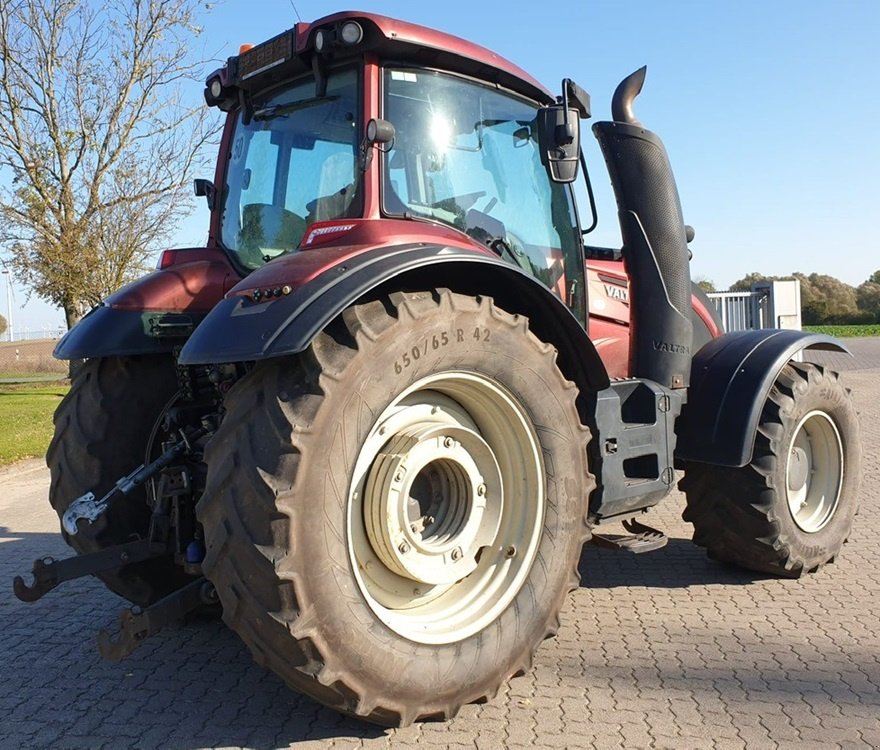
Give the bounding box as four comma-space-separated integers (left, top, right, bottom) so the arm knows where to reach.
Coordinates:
48, 355, 193, 605
197, 290, 592, 725
680, 362, 861, 576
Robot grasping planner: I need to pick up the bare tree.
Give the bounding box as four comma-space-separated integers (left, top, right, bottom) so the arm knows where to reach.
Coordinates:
0, 0, 216, 329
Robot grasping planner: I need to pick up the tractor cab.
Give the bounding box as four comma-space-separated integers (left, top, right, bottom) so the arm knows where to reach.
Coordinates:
202, 13, 590, 322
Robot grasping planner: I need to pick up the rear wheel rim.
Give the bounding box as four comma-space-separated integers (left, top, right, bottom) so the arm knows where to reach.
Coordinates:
786, 410, 843, 533
347, 371, 544, 645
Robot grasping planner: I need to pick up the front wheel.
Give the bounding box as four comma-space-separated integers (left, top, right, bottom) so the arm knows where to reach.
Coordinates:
197, 290, 593, 725
681, 362, 861, 576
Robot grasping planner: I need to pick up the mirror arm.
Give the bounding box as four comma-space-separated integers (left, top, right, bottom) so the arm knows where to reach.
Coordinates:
579, 151, 598, 234
556, 86, 575, 146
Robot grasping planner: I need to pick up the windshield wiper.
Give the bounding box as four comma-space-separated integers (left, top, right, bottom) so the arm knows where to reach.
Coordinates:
252, 95, 339, 121
471, 229, 533, 275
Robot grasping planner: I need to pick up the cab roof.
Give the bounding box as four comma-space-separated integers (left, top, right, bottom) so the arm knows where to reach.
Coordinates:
213, 10, 555, 106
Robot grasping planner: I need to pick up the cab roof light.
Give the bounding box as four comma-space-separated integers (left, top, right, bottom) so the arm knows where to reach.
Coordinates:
340, 21, 363, 45
314, 21, 364, 53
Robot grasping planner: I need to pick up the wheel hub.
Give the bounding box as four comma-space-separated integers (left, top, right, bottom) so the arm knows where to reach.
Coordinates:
785, 410, 843, 533
364, 424, 502, 585
787, 446, 809, 493
347, 372, 545, 644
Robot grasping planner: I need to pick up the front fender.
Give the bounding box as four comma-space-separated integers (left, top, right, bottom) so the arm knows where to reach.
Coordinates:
178, 243, 610, 393
675, 329, 849, 467
54, 306, 208, 360
54, 252, 237, 360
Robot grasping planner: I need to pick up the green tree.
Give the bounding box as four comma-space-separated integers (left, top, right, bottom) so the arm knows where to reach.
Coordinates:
869, 270, 880, 285
729, 272, 780, 292
0, 0, 215, 330
857, 281, 880, 321
694, 277, 716, 293
794, 273, 859, 324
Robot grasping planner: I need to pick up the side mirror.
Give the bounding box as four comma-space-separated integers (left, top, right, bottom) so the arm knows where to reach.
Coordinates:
194, 178, 216, 210
537, 106, 580, 183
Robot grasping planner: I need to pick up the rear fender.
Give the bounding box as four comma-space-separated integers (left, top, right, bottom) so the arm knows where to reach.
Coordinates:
177, 243, 610, 393
676, 330, 849, 467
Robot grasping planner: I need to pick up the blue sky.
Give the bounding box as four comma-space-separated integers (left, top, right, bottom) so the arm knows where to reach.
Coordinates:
5, 0, 879, 330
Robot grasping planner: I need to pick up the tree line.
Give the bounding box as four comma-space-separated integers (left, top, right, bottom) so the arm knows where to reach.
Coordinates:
697, 271, 880, 325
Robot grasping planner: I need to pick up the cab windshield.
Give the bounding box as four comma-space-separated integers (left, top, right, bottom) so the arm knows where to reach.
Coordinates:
221, 69, 360, 270
382, 68, 582, 308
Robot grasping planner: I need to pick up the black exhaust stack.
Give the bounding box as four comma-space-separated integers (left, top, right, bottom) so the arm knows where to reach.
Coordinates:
593, 67, 692, 389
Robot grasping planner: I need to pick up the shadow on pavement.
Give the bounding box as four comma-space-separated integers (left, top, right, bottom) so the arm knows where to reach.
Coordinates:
0, 527, 386, 748
578, 535, 772, 589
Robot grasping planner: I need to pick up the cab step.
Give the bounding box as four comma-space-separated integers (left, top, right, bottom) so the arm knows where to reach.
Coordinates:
591, 518, 668, 554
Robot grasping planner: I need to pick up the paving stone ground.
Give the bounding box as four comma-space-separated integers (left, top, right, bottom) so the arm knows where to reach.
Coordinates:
1, 345, 878, 749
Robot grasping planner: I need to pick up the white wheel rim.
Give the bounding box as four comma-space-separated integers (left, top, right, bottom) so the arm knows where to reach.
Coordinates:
347, 371, 545, 645
785, 410, 843, 533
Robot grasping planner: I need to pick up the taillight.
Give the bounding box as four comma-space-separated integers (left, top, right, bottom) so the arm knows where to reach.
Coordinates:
157, 250, 178, 269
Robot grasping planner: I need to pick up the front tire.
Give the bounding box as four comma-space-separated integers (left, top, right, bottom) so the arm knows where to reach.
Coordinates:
681, 362, 861, 576
197, 290, 592, 725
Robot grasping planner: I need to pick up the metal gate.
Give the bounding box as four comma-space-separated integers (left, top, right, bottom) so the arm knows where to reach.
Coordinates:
707, 280, 802, 333
706, 290, 770, 332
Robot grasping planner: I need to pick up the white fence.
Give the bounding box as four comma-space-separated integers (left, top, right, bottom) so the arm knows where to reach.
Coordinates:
0, 327, 66, 343
707, 280, 802, 333
707, 290, 769, 332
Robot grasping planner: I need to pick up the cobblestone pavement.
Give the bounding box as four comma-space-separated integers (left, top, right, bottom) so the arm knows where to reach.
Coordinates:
1, 359, 878, 749
803, 336, 880, 371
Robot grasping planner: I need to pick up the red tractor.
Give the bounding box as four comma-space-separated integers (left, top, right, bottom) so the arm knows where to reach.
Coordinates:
15, 11, 861, 726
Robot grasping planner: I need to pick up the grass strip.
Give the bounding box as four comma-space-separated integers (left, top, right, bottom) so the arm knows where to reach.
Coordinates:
0, 383, 69, 465
803, 325, 880, 338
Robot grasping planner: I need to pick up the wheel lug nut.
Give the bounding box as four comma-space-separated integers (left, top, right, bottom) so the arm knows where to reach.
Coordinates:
398, 542, 411, 554
443, 437, 454, 449
506, 545, 516, 558
451, 547, 462, 561
410, 524, 418, 533
477, 484, 486, 497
